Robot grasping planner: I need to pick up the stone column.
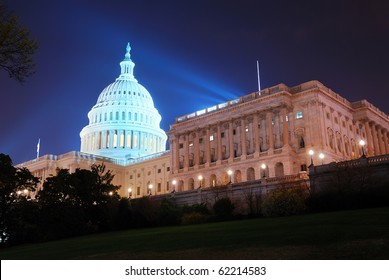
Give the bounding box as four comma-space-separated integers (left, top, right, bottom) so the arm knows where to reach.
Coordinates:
383, 129, 389, 154
378, 127, 385, 155
217, 123, 222, 161
282, 108, 289, 147
184, 133, 189, 169
364, 121, 373, 156
266, 111, 274, 153
253, 113, 260, 156
205, 126, 211, 164
194, 130, 200, 167
229, 120, 234, 160
109, 130, 114, 149
174, 135, 180, 172
241, 118, 247, 158
372, 124, 380, 156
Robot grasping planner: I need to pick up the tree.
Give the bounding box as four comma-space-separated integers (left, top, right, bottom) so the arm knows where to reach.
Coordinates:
36, 164, 120, 236
0, 154, 39, 245
0, 3, 38, 83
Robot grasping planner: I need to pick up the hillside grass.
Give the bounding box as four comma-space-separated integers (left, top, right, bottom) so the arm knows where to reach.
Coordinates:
1, 207, 388, 260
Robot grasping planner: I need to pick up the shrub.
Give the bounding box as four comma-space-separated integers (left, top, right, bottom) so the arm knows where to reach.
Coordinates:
181, 212, 208, 225
158, 197, 181, 226
213, 197, 235, 220
262, 187, 307, 217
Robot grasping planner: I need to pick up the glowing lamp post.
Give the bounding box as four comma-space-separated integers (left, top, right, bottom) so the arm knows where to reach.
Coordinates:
198, 175, 203, 188
319, 153, 325, 165
148, 184, 153, 195
261, 163, 267, 178
128, 188, 132, 199
172, 179, 177, 192
227, 170, 233, 184
308, 149, 314, 166
109, 191, 113, 196
359, 139, 366, 157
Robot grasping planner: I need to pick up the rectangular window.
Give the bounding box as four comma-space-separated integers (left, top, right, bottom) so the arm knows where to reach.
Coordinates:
137, 187, 140, 196
286, 115, 289, 122
130, 175, 133, 179
137, 173, 140, 178
326, 112, 330, 119
179, 143, 183, 149
221, 132, 225, 138
167, 167, 170, 171
296, 111, 303, 119
158, 183, 161, 192
166, 182, 169, 191
301, 164, 307, 171
189, 141, 193, 147
210, 135, 214, 141
233, 129, 236, 135
199, 138, 203, 144
158, 169, 161, 173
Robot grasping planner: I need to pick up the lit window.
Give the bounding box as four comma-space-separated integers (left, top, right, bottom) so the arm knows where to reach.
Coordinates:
189, 141, 193, 147
245, 126, 249, 132
286, 115, 289, 122
210, 135, 214, 141
296, 111, 303, 119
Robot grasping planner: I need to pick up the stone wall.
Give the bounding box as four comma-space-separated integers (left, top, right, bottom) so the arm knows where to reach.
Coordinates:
309, 154, 389, 193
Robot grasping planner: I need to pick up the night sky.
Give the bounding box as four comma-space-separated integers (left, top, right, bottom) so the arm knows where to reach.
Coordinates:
1, 0, 389, 164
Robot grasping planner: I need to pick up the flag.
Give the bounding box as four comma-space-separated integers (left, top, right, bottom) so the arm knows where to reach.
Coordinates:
37, 138, 40, 158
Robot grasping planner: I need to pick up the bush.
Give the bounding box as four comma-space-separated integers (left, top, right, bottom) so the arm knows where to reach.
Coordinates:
182, 203, 210, 215
213, 197, 234, 220
181, 212, 209, 225
158, 197, 181, 226
262, 187, 307, 217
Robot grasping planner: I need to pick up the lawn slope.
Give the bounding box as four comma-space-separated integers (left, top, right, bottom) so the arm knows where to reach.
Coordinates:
1, 207, 388, 259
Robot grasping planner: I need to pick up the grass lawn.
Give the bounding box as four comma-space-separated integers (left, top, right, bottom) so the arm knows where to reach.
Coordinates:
1, 207, 388, 260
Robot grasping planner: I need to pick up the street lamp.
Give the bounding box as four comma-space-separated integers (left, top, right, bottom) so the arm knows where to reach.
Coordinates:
359, 139, 366, 157
308, 149, 314, 166
109, 191, 113, 196
148, 184, 153, 195
227, 169, 233, 184
261, 163, 267, 178
319, 153, 325, 165
198, 175, 203, 188
128, 188, 132, 199
172, 179, 177, 193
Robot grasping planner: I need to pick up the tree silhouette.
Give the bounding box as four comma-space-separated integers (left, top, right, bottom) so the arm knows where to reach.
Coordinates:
0, 153, 39, 245
0, 3, 38, 83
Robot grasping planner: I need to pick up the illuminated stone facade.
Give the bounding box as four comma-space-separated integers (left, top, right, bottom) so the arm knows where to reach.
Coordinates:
168, 80, 389, 191
16, 46, 389, 199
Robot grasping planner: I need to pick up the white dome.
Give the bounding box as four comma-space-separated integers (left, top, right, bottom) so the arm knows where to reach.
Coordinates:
80, 43, 167, 160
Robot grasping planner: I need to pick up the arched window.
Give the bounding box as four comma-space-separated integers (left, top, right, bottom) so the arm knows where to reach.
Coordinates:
122, 111, 125, 120
110, 112, 113, 121
210, 174, 217, 187
247, 167, 255, 181
188, 178, 194, 190
234, 170, 242, 183
116, 111, 119, 120
135, 113, 138, 121
275, 162, 284, 177
128, 112, 132, 120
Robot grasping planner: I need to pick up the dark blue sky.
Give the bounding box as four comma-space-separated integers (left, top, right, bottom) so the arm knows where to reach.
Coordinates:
1, 0, 389, 164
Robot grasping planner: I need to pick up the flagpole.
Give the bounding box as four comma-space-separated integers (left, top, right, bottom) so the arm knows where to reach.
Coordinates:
257, 60, 261, 94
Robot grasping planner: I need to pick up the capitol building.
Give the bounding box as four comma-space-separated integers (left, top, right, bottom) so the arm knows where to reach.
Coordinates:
18, 44, 389, 199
